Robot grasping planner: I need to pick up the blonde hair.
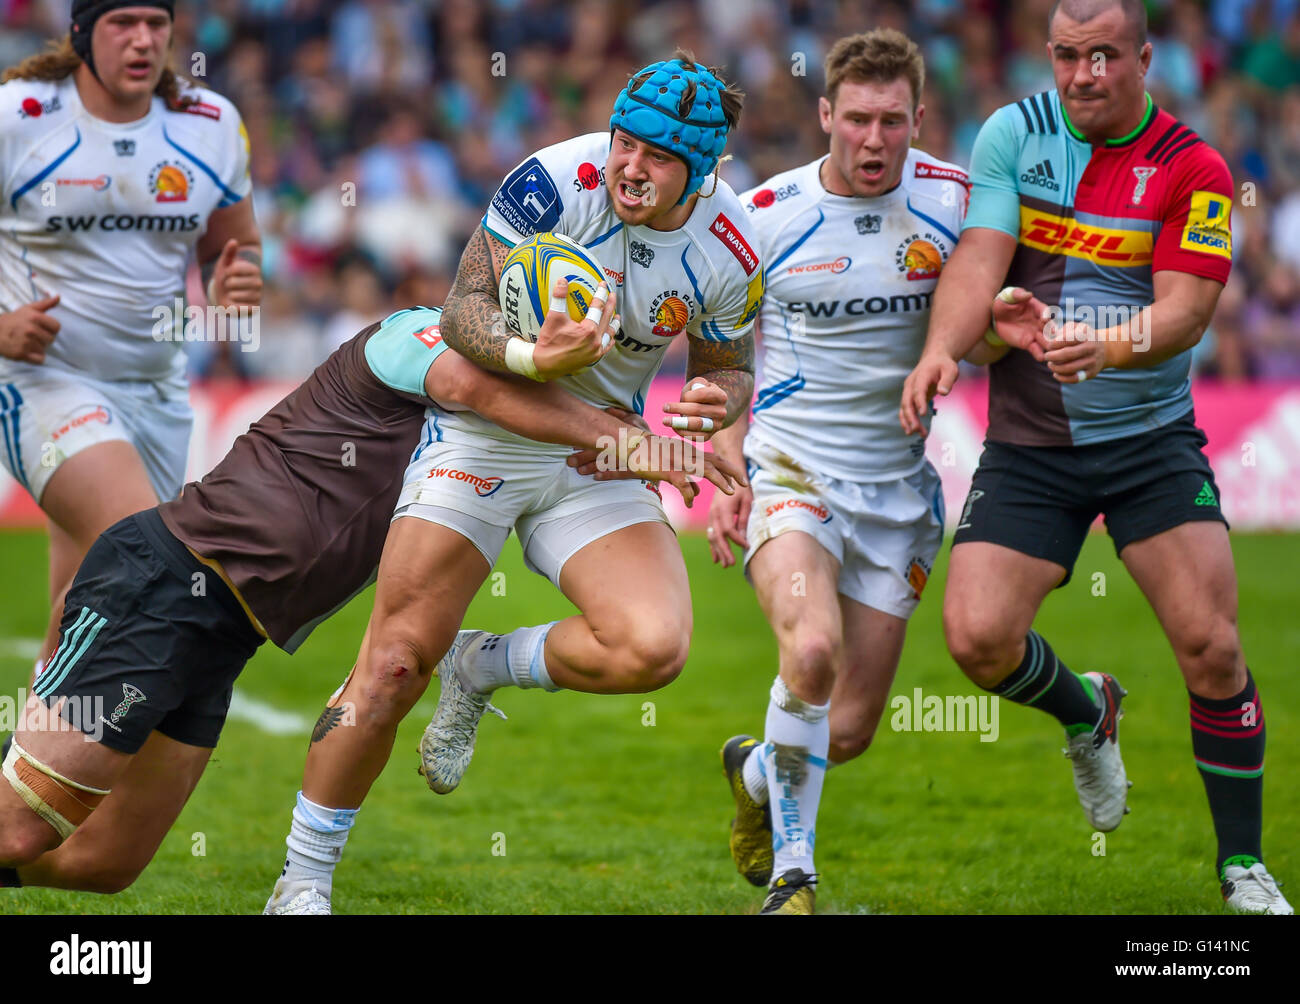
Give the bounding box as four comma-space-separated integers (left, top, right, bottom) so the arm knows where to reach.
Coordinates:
824, 29, 925, 110
1, 35, 196, 111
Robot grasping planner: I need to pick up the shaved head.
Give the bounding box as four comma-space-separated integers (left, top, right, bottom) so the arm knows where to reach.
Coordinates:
1049, 0, 1147, 49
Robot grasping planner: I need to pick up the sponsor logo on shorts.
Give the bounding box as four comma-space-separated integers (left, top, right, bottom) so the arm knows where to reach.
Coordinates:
149, 160, 195, 203
709, 212, 759, 275
110, 683, 147, 724
50, 405, 112, 441
764, 497, 832, 523
907, 557, 931, 599
426, 467, 505, 497
56, 175, 112, 192
895, 234, 948, 281
956, 488, 984, 531
786, 256, 851, 275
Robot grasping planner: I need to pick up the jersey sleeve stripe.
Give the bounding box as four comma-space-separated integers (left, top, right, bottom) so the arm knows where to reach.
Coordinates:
1028, 97, 1046, 134
906, 197, 959, 244
9, 128, 82, 210
1016, 100, 1035, 133
764, 210, 825, 278
162, 126, 242, 206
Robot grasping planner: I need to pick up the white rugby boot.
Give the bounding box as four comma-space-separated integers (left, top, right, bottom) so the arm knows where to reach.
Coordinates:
418, 630, 507, 794
1063, 672, 1131, 832
1222, 862, 1294, 915
263, 881, 331, 915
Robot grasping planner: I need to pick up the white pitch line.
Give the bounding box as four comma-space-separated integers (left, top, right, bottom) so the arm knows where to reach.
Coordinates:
0, 638, 42, 661
227, 690, 312, 736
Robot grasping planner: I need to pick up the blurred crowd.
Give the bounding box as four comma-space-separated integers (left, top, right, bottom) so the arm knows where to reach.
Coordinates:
3, 0, 1299, 381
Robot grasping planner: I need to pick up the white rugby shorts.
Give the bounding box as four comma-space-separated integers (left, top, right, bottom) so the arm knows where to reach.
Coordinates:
743, 441, 945, 618
0, 360, 191, 504
392, 422, 671, 585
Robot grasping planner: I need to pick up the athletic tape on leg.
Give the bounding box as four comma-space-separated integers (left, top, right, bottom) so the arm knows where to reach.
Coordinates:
2, 739, 109, 841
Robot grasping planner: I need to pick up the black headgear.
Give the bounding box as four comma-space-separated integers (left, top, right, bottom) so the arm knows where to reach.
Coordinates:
71, 1, 175, 75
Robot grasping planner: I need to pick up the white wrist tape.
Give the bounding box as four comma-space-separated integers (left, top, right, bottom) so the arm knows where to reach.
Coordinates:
504, 337, 543, 381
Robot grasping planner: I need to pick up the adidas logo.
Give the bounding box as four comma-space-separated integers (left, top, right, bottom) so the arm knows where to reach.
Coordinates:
1194, 480, 1218, 507
1020, 160, 1060, 191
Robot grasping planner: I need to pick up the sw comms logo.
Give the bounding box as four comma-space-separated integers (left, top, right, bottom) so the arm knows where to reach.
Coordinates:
426, 467, 505, 497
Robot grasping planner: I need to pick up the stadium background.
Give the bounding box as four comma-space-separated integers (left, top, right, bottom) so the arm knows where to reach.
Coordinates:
0, 0, 1296, 914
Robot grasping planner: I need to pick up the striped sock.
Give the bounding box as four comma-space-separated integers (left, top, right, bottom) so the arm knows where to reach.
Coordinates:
763, 678, 829, 880
1190, 671, 1265, 876
987, 631, 1099, 733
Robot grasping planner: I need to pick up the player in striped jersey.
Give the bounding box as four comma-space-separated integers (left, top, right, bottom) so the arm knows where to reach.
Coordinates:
900, 0, 1290, 914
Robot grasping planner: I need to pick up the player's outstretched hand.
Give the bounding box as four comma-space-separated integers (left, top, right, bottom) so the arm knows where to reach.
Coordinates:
899, 350, 959, 437
211, 238, 262, 308
0, 293, 59, 364
1044, 320, 1105, 383
533, 278, 618, 380
707, 472, 751, 567
663, 379, 727, 441
991, 286, 1052, 361
565, 408, 746, 508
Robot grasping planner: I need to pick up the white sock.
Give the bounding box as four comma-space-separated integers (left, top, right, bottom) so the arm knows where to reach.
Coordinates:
742, 741, 769, 805
460, 623, 559, 693
277, 792, 358, 899
763, 677, 829, 881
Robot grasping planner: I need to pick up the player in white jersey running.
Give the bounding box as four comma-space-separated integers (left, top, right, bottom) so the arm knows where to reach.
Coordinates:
262, 53, 760, 914
0, 2, 260, 672
708, 30, 975, 914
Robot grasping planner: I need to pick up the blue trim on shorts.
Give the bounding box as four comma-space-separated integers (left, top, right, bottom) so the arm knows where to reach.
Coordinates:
0, 385, 28, 490
163, 125, 242, 207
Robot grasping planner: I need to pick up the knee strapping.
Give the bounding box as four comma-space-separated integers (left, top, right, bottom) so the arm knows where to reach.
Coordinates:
2, 739, 109, 842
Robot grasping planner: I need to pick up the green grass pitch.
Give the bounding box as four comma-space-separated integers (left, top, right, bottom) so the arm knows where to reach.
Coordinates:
1, 528, 1295, 914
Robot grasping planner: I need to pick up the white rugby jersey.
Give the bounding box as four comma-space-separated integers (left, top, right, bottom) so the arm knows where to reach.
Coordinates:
742, 149, 968, 481
0, 75, 251, 382
471, 132, 761, 438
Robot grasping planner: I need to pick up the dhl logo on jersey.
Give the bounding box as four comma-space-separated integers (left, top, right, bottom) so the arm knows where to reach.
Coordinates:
1179, 190, 1232, 259
1018, 207, 1152, 265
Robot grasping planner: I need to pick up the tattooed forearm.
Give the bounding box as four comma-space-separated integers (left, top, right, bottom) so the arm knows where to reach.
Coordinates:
688, 331, 756, 427
311, 705, 347, 744
441, 227, 515, 372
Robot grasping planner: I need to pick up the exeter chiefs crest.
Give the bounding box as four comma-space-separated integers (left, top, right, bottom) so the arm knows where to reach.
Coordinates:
149, 160, 195, 203
648, 290, 696, 337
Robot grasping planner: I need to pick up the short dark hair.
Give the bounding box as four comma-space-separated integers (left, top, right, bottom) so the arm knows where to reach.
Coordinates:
1049, 0, 1148, 49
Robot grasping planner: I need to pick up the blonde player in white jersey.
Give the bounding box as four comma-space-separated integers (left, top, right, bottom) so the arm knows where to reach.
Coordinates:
262, 53, 759, 914
709, 30, 973, 914
0, 2, 260, 671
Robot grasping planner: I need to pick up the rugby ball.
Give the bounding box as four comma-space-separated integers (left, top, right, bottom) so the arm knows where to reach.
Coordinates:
498, 232, 606, 342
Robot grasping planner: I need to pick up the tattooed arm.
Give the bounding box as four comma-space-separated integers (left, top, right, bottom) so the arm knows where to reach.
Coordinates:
441, 226, 618, 379
439, 227, 516, 373
661, 331, 756, 438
